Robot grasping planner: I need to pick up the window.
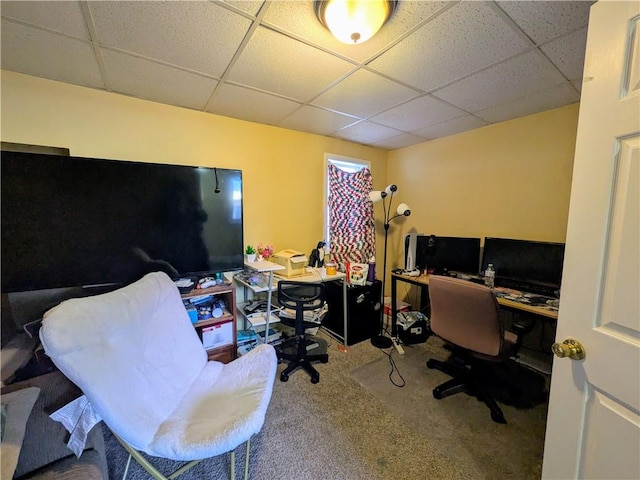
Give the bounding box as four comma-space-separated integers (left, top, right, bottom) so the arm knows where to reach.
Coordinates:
324, 155, 375, 270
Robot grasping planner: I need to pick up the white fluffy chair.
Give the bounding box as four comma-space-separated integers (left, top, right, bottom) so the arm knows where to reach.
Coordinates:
40, 271, 277, 480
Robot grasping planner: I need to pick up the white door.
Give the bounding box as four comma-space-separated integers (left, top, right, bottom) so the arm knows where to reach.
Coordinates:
542, 1, 640, 479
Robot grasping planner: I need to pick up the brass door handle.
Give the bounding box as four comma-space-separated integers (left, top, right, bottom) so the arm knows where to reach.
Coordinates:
552, 339, 585, 360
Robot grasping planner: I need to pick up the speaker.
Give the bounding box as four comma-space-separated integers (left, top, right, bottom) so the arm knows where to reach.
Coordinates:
322, 280, 382, 345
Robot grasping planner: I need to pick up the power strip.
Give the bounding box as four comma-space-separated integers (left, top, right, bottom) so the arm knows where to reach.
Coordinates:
392, 337, 405, 355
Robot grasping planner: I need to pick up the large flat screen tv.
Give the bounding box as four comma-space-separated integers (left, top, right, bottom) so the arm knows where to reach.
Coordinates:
1, 151, 244, 293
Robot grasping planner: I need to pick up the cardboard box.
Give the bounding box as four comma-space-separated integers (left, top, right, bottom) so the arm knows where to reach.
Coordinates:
272, 249, 308, 277
383, 297, 411, 329
199, 319, 233, 350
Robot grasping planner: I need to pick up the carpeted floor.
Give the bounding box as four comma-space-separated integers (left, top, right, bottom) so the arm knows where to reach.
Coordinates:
104, 332, 548, 479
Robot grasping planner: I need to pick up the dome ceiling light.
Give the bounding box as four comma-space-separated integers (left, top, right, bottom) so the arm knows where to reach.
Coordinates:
314, 0, 398, 45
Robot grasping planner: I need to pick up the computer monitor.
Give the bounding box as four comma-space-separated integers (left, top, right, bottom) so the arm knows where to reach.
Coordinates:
481, 237, 565, 294
416, 236, 481, 274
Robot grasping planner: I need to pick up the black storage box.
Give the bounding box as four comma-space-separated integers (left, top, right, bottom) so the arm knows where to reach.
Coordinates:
397, 311, 430, 345
322, 280, 382, 345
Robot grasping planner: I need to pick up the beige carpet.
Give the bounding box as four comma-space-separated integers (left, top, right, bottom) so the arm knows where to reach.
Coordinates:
350, 338, 548, 479
105, 332, 548, 479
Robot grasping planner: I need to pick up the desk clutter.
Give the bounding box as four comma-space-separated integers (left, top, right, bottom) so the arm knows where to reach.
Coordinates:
233, 270, 271, 289
236, 297, 328, 357
174, 274, 231, 294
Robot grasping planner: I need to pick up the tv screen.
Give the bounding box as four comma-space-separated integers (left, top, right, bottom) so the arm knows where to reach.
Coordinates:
481, 237, 565, 288
415, 235, 481, 274
1, 151, 244, 292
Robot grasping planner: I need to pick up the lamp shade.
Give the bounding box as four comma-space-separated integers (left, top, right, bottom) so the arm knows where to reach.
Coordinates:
384, 184, 398, 195
315, 0, 397, 44
396, 203, 411, 216
369, 190, 386, 203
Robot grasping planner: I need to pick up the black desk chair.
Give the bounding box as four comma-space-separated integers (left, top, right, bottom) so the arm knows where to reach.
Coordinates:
276, 281, 328, 384
426, 275, 522, 423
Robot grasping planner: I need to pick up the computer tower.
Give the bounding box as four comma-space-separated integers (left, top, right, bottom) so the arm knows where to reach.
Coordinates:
322, 280, 382, 346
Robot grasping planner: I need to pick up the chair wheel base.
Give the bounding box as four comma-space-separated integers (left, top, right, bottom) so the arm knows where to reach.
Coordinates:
311, 375, 320, 384
280, 373, 289, 382
491, 411, 507, 424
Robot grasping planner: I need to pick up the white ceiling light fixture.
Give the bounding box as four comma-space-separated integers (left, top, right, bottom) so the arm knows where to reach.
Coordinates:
314, 0, 398, 45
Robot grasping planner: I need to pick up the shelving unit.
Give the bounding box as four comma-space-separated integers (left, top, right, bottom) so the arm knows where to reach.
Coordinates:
235, 260, 284, 346
181, 283, 237, 363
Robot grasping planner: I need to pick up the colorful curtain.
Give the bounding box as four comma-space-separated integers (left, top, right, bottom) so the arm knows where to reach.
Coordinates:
328, 163, 375, 270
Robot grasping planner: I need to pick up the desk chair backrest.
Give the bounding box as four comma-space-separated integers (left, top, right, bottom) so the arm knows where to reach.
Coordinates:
40, 271, 208, 451
428, 275, 504, 357
277, 281, 326, 334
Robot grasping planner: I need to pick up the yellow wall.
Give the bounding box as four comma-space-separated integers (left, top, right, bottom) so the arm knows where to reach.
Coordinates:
1, 71, 579, 292
0, 70, 387, 257
385, 104, 579, 272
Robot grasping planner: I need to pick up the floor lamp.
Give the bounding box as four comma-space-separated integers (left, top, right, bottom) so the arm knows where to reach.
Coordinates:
369, 184, 411, 349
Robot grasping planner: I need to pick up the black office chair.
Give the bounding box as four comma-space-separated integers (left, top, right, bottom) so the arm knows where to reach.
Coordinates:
276, 281, 328, 384
426, 275, 523, 423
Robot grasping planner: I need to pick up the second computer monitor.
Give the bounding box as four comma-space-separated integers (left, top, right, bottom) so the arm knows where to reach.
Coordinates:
416, 236, 481, 274
481, 237, 565, 291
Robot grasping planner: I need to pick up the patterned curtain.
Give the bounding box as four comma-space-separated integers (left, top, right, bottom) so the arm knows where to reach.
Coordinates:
328, 163, 375, 270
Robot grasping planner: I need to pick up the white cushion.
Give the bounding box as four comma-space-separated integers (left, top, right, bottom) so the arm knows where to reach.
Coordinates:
40, 271, 278, 461
40, 272, 207, 451
151, 344, 277, 460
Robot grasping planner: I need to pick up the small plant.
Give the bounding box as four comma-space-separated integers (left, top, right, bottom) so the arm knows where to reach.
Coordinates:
245, 245, 256, 255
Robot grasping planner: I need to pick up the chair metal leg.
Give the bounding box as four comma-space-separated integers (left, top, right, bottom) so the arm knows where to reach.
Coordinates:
231, 450, 235, 480
122, 454, 132, 480
244, 439, 251, 480
114, 431, 201, 480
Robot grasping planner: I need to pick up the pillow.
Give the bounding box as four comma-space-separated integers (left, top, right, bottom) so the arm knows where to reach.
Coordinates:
1, 386, 40, 479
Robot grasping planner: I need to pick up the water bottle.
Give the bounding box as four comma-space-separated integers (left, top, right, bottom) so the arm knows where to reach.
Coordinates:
485, 264, 495, 289
367, 256, 376, 283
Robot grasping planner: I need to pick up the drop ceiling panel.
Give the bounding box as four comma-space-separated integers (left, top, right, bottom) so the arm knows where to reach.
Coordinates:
496, 0, 594, 44
89, 1, 251, 77
334, 121, 404, 145
541, 27, 588, 89
475, 82, 579, 123
0, 0, 90, 40
368, 1, 533, 92
220, 0, 265, 17
280, 105, 358, 136
373, 132, 430, 150
433, 50, 569, 113
412, 115, 488, 140
312, 69, 419, 118
370, 94, 467, 131
206, 83, 301, 126
227, 26, 356, 102
262, 0, 452, 64
102, 49, 218, 111
0, 20, 104, 89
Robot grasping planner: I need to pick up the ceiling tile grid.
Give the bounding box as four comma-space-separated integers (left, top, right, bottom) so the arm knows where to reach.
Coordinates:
0, 0, 594, 150
101, 49, 219, 111
89, 1, 252, 78
1, 20, 105, 89
280, 104, 359, 136
433, 49, 571, 113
